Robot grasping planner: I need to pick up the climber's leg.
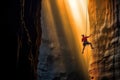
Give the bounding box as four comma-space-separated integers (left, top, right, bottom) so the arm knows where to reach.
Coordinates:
88, 42, 94, 49
82, 46, 85, 54
82, 42, 86, 54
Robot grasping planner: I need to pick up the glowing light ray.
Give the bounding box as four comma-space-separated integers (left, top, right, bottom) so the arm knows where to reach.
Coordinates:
56, 0, 91, 74
67, 0, 91, 68
67, 0, 82, 27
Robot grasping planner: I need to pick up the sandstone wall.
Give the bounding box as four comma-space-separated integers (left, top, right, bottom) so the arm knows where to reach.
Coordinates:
88, 0, 120, 80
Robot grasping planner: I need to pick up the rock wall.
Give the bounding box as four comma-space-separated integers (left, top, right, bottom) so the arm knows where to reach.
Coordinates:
88, 0, 120, 80
7, 0, 42, 80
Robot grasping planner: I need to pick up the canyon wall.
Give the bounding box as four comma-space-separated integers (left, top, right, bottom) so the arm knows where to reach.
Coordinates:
88, 0, 120, 80
8, 0, 42, 80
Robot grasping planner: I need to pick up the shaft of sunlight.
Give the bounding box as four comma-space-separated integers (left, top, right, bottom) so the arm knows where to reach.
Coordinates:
66, 0, 91, 68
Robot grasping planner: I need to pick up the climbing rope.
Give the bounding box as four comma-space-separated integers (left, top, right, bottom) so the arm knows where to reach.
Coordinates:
85, 2, 89, 68
85, 3, 87, 36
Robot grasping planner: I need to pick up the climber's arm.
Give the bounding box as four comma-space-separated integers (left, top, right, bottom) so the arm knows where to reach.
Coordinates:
87, 34, 93, 38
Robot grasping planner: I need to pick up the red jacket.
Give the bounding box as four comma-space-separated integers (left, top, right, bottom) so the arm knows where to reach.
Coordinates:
82, 36, 89, 42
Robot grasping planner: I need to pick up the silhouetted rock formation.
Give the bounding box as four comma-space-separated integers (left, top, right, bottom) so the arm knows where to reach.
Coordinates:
8, 0, 42, 80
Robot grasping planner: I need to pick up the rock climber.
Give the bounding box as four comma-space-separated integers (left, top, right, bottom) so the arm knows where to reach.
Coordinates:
81, 34, 94, 54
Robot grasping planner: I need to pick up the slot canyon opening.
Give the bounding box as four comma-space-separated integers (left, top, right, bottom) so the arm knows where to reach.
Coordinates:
13, 0, 120, 80
37, 0, 91, 80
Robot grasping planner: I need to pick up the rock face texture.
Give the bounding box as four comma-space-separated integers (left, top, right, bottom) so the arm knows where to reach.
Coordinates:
88, 0, 120, 80
8, 0, 42, 80
16, 0, 42, 80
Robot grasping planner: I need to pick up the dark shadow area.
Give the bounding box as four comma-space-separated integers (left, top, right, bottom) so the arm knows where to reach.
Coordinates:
101, 76, 109, 80
66, 71, 85, 80
7, 0, 21, 79
7, 0, 42, 80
